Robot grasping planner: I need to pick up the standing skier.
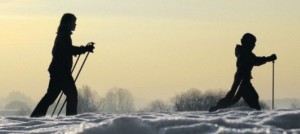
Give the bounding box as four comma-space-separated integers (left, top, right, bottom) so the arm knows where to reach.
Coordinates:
209, 33, 277, 112
31, 13, 95, 117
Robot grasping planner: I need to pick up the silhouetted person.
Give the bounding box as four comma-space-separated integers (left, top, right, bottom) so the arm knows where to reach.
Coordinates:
209, 33, 277, 112
31, 13, 95, 117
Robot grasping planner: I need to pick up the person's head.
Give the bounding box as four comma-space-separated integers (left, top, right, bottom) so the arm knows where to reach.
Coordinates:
57, 13, 77, 34
241, 33, 256, 51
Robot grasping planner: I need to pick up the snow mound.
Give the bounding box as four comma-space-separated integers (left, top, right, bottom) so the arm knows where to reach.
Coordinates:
1, 107, 300, 134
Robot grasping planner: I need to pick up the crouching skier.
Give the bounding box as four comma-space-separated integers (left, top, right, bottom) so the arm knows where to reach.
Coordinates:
209, 33, 277, 112
31, 13, 95, 117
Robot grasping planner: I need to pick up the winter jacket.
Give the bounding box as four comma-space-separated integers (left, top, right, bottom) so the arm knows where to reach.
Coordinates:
48, 33, 86, 77
234, 45, 270, 80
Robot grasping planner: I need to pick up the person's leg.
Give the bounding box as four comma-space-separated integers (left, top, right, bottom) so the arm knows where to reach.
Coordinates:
231, 83, 243, 104
209, 77, 242, 112
209, 98, 231, 112
241, 80, 261, 110
61, 76, 78, 116
31, 78, 61, 117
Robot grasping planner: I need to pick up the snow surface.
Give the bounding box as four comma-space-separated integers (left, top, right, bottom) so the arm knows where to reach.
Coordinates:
1, 107, 300, 134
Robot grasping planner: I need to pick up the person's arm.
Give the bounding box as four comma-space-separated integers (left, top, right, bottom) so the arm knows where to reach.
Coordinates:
72, 45, 86, 56
252, 54, 277, 66
72, 42, 95, 56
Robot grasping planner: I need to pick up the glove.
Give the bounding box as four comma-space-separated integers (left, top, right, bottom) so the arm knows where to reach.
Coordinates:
268, 54, 277, 61
85, 42, 95, 53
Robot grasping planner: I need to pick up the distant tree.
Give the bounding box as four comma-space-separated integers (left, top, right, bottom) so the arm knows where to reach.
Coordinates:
16, 107, 32, 116
198, 90, 224, 110
103, 87, 135, 113
172, 88, 203, 111
5, 101, 31, 116
142, 100, 173, 112
5, 91, 34, 108
291, 99, 300, 109
172, 88, 269, 111
259, 101, 270, 110
77, 85, 104, 114
5, 101, 30, 110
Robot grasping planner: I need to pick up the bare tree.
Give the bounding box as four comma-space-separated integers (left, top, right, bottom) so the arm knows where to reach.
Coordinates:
103, 87, 135, 113
142, 100, 173, 112
5, 101, 31, 116
172, 88, 203, 111
17, 107, 32, 116
172, 88, 269, 111
291, 99, 300, 109
5, 92, 34, 108
77, 85, 104, 114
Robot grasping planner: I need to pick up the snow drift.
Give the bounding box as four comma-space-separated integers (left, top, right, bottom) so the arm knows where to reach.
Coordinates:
1, 107, 300, 134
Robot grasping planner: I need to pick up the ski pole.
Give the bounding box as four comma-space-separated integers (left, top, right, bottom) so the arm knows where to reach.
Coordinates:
272, 61, 275, 109
57, 51, 90, 116
51, 55, 81, 117
72, 55, 82, 73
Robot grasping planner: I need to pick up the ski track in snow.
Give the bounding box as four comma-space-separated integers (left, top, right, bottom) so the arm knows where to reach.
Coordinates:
1, 107, 300, 134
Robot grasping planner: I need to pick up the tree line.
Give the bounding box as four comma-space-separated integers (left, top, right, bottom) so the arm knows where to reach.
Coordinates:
76, 86, 270, 113
1, 86, 276, 116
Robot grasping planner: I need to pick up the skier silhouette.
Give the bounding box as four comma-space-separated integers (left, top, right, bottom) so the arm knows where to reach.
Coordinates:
31, 13, 95, 117
209, 33, 277, 112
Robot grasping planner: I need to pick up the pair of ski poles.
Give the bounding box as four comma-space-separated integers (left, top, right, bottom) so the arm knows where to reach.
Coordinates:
51, 45, 92, 117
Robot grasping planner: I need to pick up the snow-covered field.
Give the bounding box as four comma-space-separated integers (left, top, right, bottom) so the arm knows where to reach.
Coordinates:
1, 107, 300, 134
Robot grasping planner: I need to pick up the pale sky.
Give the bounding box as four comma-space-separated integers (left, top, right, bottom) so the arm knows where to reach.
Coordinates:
1, 0, 300, 108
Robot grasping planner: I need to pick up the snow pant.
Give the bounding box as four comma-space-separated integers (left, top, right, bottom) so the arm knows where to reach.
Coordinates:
30, 75, 78, 117
214, 79, 261, 110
